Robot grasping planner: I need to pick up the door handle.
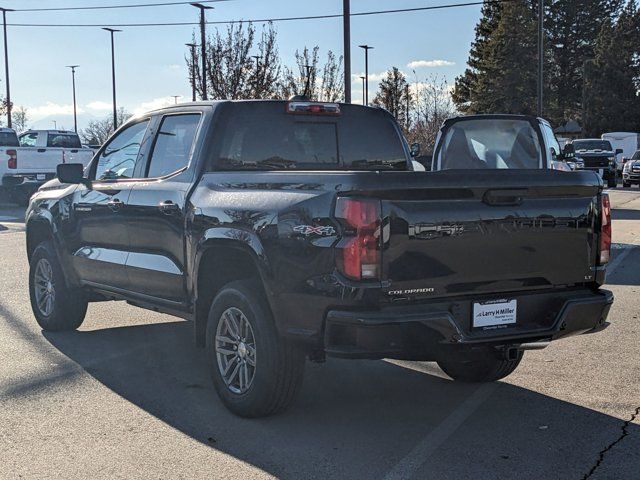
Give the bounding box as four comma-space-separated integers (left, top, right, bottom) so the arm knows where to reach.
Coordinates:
159, 200, 180, 215
107, 198, 124, 211
37, 148, 46, 153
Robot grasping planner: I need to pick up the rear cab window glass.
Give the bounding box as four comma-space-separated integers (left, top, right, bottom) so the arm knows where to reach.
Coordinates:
47, 133, 82, 148
212, 102, 408, 171
146, 114, 201, 178
94, 120, 150, 181
19, 132, 38, 147
0, 131, 19, 147
438, 118, 542, 170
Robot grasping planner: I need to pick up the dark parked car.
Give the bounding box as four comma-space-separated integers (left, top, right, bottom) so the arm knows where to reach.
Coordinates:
26, 100, 613, 417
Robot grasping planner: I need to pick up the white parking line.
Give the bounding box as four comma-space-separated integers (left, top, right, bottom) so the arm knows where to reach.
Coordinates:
607, 245, 635, 274
0, 216, 19, 221
383, 382, 499, 480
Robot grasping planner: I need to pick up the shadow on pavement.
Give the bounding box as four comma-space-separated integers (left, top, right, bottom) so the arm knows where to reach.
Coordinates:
606, 247, 640, 286
612, 208, 640, 221
26, 321, 638, 479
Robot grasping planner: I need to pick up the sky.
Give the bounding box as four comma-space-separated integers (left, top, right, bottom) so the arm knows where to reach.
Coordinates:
0, 0, 483, 131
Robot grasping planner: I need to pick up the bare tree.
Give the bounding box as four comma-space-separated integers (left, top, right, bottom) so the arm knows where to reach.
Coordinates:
372, 67, 412, 127
188, 22, 281, 100
279, 47, 344, 101
407, 74, 457, 152
80, 108, 131, 146
12, 106, 29, 133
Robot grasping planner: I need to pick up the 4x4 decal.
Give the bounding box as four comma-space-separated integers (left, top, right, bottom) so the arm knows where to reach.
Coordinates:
293, 225, 336, 237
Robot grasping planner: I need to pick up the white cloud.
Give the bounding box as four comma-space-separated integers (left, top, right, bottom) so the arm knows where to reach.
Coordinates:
351, 70, 403, 83
407, 59, 455, 69
29, 102, 83, 118
167, 64, 182, 72
86, 101, 112, 111
132, 97, 176, 115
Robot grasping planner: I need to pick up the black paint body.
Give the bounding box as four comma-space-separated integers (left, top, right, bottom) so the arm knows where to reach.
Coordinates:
25, 101, 613, 360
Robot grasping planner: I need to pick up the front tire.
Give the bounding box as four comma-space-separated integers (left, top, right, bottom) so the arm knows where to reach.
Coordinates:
206, 280, 305, 417
437, 348, 523, 383
607, 177, 617, 189
623, 181, 630, 188
29, 241, 88, 331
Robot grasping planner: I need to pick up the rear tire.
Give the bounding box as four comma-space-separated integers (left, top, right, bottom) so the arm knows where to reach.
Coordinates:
206, 280, 305, 417
29, 241, 88, 331
437, 348, 523, 383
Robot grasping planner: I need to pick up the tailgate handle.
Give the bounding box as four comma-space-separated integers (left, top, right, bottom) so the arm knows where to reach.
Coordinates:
37, 148, 46, 153
483, 189, 527, 206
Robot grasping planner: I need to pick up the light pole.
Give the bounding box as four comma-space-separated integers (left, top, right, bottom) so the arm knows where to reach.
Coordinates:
191, 3, 213, 101
102, 27, 121, 130
360, 76, 365, 105
186, 42, 197, 101
1, 7, 14, 128
358, 45, 373, 106
172, 95, 180, 104
537, 0, 544, 116
66, 65, 79, 132
343, 0, 351, 103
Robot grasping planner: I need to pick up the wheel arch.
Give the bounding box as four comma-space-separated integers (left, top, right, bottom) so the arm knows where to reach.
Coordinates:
193, 236, 273, 348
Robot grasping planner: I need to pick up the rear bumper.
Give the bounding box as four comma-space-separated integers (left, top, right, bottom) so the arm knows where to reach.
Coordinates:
324, 288, 614, 359
2, 173, 54, 188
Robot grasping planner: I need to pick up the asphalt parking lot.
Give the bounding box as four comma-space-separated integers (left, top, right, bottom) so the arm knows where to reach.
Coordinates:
1, 187, 639, 479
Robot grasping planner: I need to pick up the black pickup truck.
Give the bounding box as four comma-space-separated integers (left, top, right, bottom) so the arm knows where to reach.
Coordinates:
26, 100, 613, 417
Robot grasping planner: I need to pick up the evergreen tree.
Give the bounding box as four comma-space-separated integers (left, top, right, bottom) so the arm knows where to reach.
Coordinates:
372, 67, 412, 127
583, 1, 640, 135
453, 0, 538, 114
548, 0, 624, 123
452, 0, 503, 112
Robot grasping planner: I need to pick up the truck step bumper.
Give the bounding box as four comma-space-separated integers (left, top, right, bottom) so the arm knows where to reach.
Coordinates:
324, 288, 614, 359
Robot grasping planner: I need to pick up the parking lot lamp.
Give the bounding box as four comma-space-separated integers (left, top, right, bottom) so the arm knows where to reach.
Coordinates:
102, 28, 122, 131
66, 65, 79, 132
358, 45, 373, 106
186, 43, 197, 101
191, 3, 213, 101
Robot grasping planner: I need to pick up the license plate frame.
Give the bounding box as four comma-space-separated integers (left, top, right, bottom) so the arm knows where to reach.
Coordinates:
472, 299, 517, 329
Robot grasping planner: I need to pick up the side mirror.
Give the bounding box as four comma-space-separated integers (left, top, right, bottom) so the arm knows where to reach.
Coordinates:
615, 148, 623, 155
563, 143, 575, 158
410, 143, 421, 158
622, 157, 628, 164
550, 147, 558, 158
57, 163, 85, 184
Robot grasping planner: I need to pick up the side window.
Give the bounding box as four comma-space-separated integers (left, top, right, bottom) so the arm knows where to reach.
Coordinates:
94, 120, 149, 181
542, 124, 561, 161
19, 132, 38, 147
146, 114, 200, 178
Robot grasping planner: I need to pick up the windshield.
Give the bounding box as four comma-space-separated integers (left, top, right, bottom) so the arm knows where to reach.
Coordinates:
572, 140, 612, 151
632, 150, 640, 160
212, 102, 408, 171
0, 132, 19, 147
438, 118, 542, 170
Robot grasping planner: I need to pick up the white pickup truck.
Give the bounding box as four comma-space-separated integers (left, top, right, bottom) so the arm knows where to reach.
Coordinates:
1, 129, 94, 203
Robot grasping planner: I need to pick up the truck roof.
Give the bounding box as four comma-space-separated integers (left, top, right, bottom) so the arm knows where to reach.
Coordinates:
0, 127, 17, 133
23, 129, 79, 135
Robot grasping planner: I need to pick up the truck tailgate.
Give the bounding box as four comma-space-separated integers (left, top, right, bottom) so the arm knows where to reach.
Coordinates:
373, 170, 602, 300
15, 148, 63, 172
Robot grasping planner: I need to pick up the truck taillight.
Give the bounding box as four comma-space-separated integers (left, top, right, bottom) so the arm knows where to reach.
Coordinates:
286, 102, 341, 116
599, 194, 611, 265
7, 149, 17, 169
335, 198, 381, 280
